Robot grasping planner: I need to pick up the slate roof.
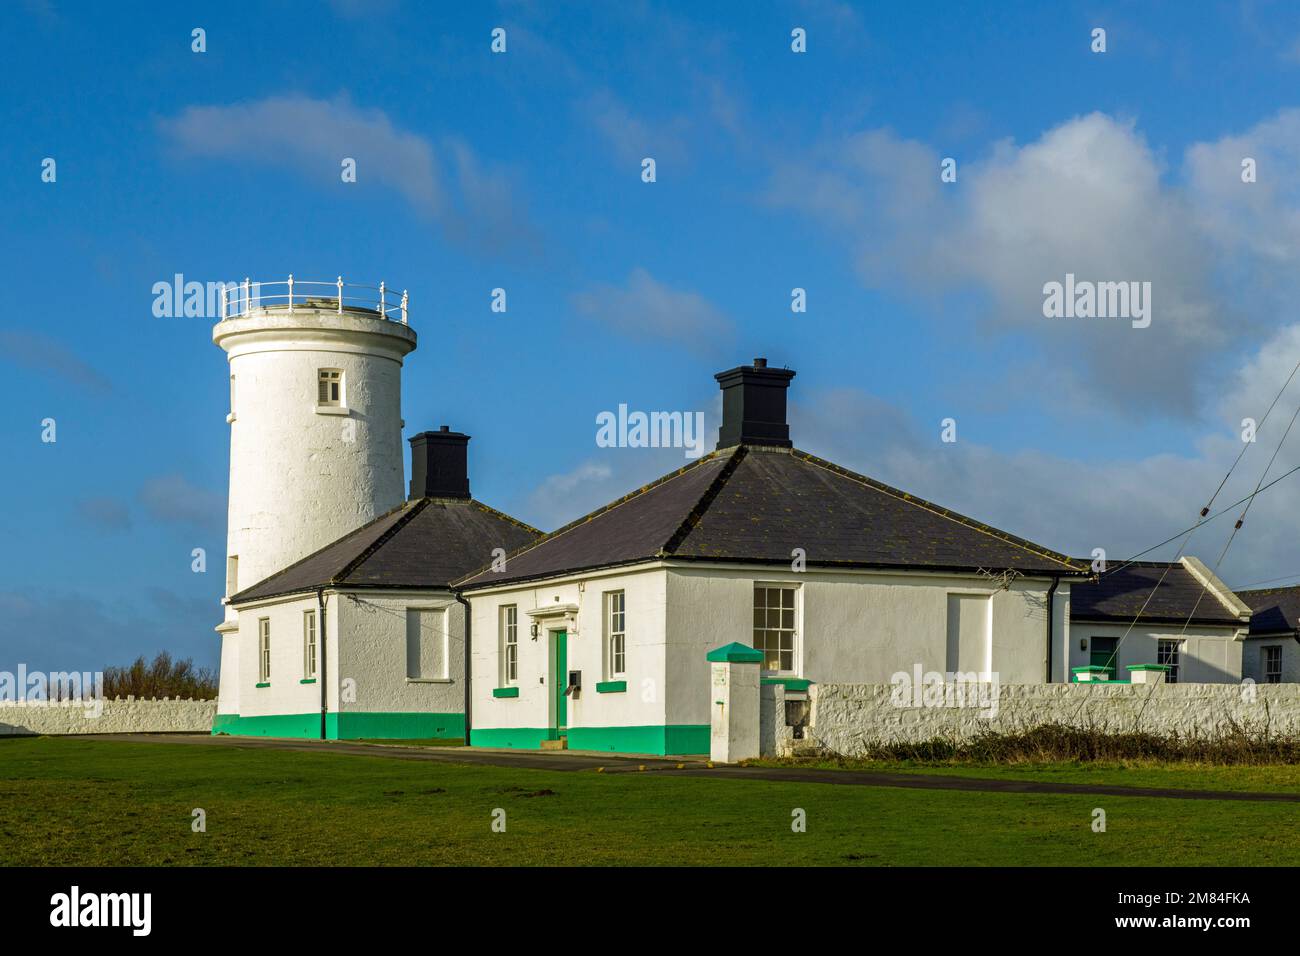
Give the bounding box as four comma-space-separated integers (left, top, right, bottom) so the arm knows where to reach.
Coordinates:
1070, 561, 1245, 626
231, 497, 541, 604
1237, 585, 1300, 636
456, 444, 1087, 590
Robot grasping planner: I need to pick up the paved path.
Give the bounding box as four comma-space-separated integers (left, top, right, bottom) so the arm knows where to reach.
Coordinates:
83, 734, 1300, 803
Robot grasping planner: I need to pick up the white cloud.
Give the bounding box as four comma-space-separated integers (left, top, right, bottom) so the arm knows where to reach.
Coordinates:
1185, 108, 1300, 269
159, 95, 537, 255
524, 461, 615, 529
768, 113, 1251, 415
582, 90, 690, 166
572, 268, 733, 353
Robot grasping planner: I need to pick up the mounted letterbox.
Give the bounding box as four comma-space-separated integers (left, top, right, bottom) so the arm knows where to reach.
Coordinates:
565, 670, 582, 698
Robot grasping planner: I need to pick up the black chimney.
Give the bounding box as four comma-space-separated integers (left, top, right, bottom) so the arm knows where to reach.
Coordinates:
409, 426, 471, 500
714, 357, 796, 449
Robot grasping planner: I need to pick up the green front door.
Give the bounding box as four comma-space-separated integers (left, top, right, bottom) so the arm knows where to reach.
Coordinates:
1090, 636, 1118, 681
552, 629, 568, 737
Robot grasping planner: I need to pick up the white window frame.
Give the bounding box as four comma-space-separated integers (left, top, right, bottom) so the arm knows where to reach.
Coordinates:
317, 368, 344, 408
604, 590, 626, 679
501, 604, 518, 686
226, 555, 238, 596
1264, 644, 1283, 684
753, 583, 800, 675
1157, 638, 1181, 684
258, 617, 271, 684
303, 610, 317, 680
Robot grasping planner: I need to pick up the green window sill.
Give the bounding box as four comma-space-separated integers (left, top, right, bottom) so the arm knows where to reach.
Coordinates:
492, 686, 519, 698
255, 682, 270, 688
762, 677, 812, 691
300, 678, 317, 684
595, 680, 627, 693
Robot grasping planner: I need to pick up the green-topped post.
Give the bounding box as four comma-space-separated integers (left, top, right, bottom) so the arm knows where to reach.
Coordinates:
706, 642, 763, 763
1127, 663, 1170, 685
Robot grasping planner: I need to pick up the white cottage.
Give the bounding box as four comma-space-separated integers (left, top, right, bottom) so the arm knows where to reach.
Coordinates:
456, 359, 1091, 755
1238, 585, 1300, 684
1067, 559, 1250, 684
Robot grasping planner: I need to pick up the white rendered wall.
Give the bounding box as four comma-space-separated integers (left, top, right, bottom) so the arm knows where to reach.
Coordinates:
335, 590, 465, 716
793, 682, 1300, 753
214, 307, 416, 602
231, 593, 340, 719
0, 699, 218, 736
468, 568, 669, 733
664, 565, 1060, 728
1069, 622, 1245, 684
216, 631, 240, 716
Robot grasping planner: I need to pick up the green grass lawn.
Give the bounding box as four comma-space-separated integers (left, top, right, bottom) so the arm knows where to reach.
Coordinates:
2, 737, 1298, 866
748, 757, 1300, 794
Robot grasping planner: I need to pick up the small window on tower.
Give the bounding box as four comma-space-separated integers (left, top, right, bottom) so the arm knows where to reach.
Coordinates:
317, 369, 343, 407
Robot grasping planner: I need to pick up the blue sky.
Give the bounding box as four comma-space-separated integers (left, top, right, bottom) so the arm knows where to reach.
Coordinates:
9, 0, 1300, 673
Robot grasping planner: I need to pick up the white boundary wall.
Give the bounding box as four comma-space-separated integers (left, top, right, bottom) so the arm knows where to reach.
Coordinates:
763, 682, 1300, 757
0, 698, 216, 736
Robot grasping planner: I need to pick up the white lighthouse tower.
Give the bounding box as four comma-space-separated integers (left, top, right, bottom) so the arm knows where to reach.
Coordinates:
212, 277, 417, 715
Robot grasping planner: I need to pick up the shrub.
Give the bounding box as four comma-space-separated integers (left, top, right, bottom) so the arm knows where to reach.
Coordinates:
101, 651, 218, 701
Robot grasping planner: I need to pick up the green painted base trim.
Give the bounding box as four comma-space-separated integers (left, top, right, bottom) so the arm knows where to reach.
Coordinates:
492, 687, 519, 698
212, 711, 464, 740
566, 724, 709, 756
470, 724, 708, 754
329, 712, 464, 740
595, 680, 627, 693
470, 727, 556, 749
211, 712, 319, 737
255, 682, 270, 688
300, 678, 317, 684
762, 677, 812, 691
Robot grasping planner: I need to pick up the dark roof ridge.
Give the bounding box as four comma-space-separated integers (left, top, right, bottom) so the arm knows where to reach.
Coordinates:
1237, 584, 1300, 596
229, 498, 418, 603
415, 496, 545, 538
331, 498, 432, 584
453, 448, 736, 585
440, 499, 547, 581
789, 447, 1085, 574
660, 444, 749, 556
